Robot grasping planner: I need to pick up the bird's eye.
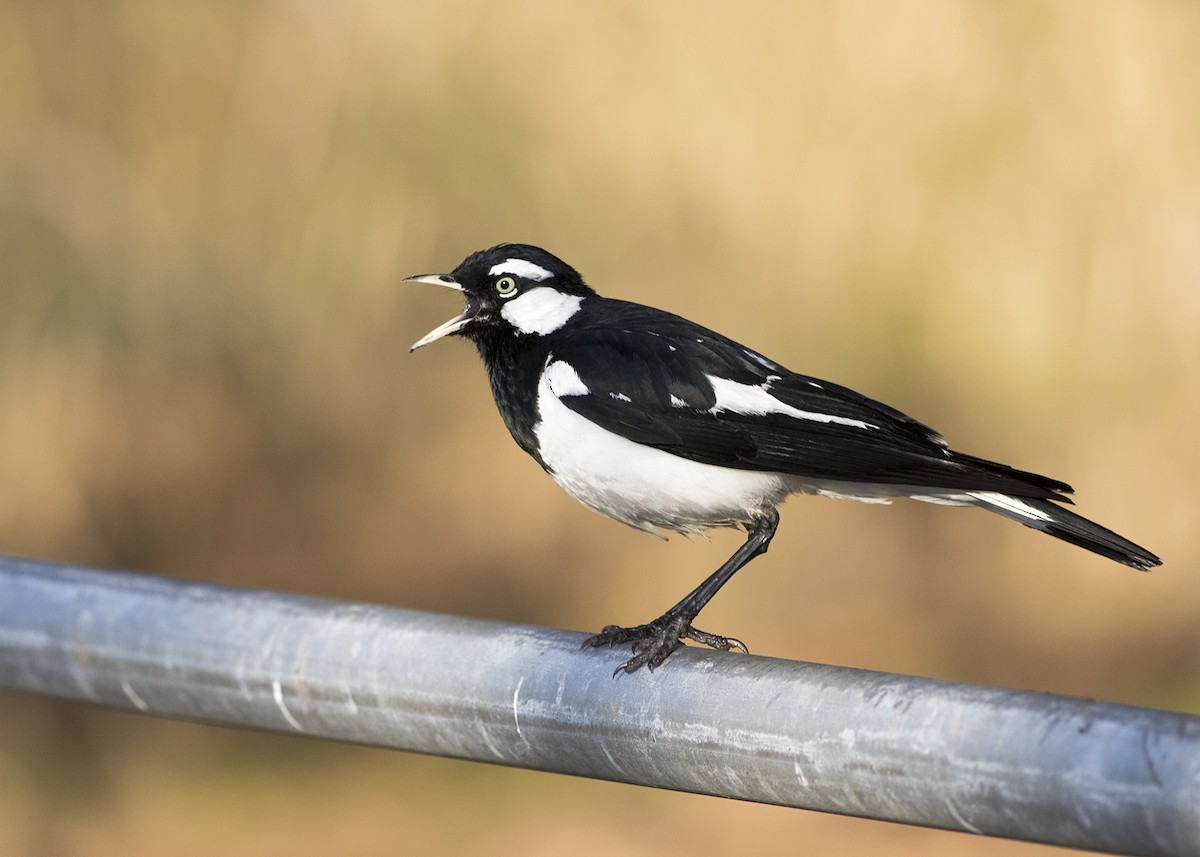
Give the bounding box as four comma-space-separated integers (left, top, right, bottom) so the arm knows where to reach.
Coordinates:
495, 276, 518, 297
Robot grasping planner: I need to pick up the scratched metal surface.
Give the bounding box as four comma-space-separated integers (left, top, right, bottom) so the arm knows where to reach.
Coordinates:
1, 556, 1197, 856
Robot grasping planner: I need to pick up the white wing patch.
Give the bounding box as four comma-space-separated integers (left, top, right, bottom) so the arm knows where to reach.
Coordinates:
489, 259, 553, 281
910, 494, 973, 507
815, 489, 893, 504
545, 360, 589, 397
743, 349, 781, 371
534, 371, 792, 534
968, 491, 1052, 522
501, 287, 584, 334
707, 376, 877, 430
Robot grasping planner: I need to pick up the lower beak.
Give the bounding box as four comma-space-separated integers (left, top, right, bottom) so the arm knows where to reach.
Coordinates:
405, 274, 477, 351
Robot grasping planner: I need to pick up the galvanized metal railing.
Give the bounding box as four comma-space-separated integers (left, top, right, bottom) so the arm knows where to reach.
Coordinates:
0, 555, 1196, 855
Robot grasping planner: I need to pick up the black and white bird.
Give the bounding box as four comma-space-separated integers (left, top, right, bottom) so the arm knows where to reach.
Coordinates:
407, 244, 1161, 674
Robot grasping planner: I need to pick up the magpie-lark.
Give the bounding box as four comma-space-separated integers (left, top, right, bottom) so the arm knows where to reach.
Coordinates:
407, 244, 1161, 675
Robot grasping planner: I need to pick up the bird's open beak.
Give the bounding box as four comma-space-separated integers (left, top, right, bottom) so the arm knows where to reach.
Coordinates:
405, 274, 478, 351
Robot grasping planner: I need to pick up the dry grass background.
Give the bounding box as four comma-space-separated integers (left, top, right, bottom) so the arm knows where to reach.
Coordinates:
1, 2, 1197, 855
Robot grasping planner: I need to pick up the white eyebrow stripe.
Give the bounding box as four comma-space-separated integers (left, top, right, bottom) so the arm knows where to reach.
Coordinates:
707, 375, 877, 430
489, 259, 553, 281
545, 359, 589, 397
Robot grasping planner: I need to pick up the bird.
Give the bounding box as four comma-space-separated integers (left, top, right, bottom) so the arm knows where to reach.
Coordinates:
406, 243, 1161, 675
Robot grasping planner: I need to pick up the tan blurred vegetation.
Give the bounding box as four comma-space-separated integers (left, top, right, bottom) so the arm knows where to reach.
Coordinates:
1, 2, 1197, 855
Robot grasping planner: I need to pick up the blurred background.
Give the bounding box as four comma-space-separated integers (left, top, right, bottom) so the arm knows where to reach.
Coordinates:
1, 2, 1197, 855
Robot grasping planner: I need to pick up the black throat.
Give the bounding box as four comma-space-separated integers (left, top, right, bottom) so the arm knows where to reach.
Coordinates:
469, 327, 553, 470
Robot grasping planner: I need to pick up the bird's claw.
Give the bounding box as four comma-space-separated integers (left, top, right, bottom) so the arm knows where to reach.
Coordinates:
582, 617, 749, 676
682, 627, 748, 654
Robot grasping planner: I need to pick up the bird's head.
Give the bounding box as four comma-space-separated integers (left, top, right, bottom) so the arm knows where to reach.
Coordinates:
407, 244, 595, 351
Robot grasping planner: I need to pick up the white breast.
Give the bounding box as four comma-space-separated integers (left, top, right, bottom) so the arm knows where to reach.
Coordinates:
534, 362, 793, 535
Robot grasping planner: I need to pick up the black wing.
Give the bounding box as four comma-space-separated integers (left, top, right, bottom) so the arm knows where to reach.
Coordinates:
547, 310, 1071, 500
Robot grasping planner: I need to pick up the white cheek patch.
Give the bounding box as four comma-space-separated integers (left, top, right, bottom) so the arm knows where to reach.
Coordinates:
545, 359, 589, 397
707, 375, 877, 430
489, 259, 553, 281
501, 287, 584, 335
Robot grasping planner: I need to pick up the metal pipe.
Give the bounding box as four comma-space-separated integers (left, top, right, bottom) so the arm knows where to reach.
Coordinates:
0, 556, 1196, 855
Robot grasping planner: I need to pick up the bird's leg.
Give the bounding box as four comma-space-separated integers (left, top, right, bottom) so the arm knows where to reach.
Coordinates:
584, 509, 780, 675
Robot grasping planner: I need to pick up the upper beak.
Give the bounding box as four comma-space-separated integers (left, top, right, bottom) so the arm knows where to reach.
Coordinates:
405, 273, 476, 351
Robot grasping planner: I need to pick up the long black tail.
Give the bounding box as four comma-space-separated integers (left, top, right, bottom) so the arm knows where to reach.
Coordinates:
969, 492, 1161, 570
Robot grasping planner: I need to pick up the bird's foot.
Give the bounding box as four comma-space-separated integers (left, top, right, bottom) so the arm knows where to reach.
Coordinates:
583, 616, 748, 676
